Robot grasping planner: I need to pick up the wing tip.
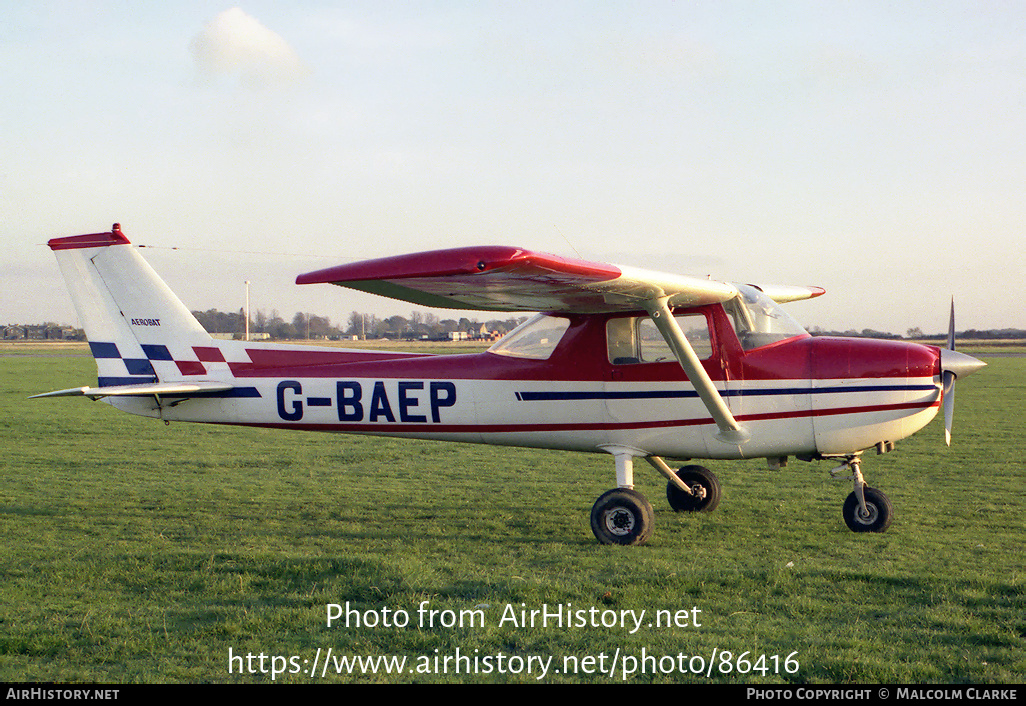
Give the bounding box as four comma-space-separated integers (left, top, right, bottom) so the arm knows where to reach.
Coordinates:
746, 283, 827, 303
48, 223, 131, 251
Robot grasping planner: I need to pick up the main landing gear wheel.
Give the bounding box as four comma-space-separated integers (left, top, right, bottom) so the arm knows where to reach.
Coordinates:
590, 488, 655, 546
666, 465, 721, 512
842, 486, 893, 533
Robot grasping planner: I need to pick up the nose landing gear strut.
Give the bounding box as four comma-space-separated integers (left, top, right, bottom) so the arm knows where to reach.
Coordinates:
830, 455, 893, 533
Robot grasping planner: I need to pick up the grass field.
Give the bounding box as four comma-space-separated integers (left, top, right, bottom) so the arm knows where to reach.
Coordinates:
0, 346, 1022, 683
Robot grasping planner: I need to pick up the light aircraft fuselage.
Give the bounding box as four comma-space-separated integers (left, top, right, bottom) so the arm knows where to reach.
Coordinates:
105, 311, 943, 464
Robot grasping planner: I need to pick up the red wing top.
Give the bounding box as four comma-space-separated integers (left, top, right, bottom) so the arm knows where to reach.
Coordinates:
48, 227, 131, 251
296, 246, 756, 314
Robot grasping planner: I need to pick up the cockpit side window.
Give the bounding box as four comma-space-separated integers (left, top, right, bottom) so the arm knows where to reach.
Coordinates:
724, 284, 809, 351
607, 314, 712, 364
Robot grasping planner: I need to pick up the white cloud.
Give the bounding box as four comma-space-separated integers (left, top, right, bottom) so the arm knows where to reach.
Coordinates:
190, 7, 310, 88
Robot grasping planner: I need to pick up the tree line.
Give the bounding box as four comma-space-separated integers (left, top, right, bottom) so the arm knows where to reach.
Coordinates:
8, 309, 1025, 343
809, 326, 1026, 341
190, 308, 530, 341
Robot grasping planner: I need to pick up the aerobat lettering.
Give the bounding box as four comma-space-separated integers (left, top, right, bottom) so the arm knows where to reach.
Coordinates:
276, 380, 457, 423
130, 318, 161, 326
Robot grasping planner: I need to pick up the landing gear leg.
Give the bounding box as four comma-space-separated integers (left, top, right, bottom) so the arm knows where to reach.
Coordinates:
830, 455, 893, 533
591, 448, 654, 545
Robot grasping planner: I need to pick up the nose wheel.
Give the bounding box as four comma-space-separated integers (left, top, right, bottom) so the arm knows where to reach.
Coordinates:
831, 455, 893, 533
842, 487, 893, 532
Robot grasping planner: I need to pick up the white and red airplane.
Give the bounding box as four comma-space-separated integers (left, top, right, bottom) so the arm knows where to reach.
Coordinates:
34, 224, 986, 545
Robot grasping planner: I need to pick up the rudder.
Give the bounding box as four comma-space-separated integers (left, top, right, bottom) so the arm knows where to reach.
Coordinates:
50, 224, 215, 387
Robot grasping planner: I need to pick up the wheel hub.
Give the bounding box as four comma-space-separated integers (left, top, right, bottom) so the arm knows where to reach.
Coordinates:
604, 508, 635, 536
855, 503, 878, 524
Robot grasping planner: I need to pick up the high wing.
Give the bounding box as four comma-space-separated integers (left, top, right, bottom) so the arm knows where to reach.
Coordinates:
298, 245, 824, 447
296, 246, 824, 313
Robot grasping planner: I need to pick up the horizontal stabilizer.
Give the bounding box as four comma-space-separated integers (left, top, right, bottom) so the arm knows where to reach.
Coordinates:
30, 381, 236, 400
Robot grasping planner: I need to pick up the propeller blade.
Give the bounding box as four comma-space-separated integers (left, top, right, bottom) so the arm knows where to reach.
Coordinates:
943, 369, 955, 446
945, 298, 955, 446
939, 299, 985, 446
947, 297, 956, 351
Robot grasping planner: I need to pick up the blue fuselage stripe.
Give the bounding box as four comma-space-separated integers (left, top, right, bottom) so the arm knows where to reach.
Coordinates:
516, 383, 936, 402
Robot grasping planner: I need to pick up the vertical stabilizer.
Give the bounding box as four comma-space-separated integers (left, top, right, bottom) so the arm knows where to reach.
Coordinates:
49, 224, 215, 386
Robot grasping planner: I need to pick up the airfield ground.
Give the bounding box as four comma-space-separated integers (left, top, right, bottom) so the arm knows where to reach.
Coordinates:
0, 342, 1022, 683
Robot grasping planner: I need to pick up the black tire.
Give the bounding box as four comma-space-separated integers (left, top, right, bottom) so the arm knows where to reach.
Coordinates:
666, 465, 721, 512
842, 486, 893, 532
590, 488, 655, 546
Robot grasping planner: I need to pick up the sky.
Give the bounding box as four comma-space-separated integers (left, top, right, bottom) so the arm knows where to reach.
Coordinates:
4, 1, 1024, 335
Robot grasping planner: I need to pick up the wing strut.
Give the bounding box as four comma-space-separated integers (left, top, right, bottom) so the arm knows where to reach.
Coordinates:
644, 297, 749, 445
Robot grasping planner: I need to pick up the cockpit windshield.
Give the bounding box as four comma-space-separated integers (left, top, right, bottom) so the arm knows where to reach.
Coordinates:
724, 284, 809, 351
488, 314, 570, 360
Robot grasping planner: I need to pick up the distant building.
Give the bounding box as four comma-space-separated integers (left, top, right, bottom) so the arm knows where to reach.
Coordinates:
474, 323, 501, 341
4, 325, 81, 340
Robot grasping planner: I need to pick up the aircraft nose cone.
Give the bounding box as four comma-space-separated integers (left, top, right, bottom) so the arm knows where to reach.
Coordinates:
940, 348, 987, 379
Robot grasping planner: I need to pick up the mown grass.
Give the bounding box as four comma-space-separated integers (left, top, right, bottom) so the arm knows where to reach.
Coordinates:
0, 350, 1022, 683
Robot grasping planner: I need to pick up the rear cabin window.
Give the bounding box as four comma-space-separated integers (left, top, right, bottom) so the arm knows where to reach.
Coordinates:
606, 314, 712, 364
489, 314, 570, 360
